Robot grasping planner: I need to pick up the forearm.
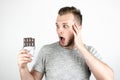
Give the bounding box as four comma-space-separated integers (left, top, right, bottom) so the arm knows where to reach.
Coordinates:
19, 67, 34, 80
78, 46, 114, 80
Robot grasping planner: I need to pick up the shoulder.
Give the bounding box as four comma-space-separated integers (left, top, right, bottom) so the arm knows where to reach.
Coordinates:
41, 42, 59, 50
38, 42, 59, 55
84, 44, 102, 60
84, 44, 96, 53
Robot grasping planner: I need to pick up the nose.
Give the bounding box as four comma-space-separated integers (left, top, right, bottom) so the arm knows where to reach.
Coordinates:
57, 27, 63, 35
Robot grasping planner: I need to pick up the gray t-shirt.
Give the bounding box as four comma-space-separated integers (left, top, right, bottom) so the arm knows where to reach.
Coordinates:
33, 42, 102, 80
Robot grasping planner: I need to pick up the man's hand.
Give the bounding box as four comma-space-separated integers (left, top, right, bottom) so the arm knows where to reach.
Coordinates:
72, 23, 84, 48
72, 24, 114, 80
18, 50, 32, 69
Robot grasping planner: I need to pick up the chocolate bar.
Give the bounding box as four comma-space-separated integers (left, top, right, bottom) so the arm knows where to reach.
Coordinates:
23, 37, 35, 47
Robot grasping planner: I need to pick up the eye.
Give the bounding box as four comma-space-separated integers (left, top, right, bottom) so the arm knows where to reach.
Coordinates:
56, 24, 59, 29
63, 24, 68, 29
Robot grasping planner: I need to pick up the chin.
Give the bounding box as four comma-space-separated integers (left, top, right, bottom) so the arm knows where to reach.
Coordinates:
60, 42, 73, 49
59, 41, 66, 47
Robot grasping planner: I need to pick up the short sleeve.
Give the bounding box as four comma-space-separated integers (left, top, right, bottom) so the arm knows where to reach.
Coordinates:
32, 46, 46, 73
87, 46, 103, 61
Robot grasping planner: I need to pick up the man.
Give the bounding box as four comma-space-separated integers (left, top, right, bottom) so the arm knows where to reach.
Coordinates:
18, 6, 113, 80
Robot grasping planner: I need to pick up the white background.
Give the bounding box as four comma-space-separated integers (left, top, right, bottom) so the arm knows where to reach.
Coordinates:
0, 0, 120, 80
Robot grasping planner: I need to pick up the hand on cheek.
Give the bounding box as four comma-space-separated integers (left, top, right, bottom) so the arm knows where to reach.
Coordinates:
72, 23, 84, 48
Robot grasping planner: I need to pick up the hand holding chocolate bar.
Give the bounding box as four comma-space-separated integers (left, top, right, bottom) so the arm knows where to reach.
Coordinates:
23, 37, 35, 55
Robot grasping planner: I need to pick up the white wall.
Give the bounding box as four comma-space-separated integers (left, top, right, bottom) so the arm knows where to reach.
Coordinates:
0, 0, 120, 80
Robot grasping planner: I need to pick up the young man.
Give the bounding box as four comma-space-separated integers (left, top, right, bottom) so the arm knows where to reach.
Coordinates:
18, 6, 114, 80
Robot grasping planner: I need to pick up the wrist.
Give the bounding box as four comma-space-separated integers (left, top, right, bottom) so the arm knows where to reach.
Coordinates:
19, 65, 28, 70
19, 66, 29, 74
77, 44, 89, 55
76, 43, 85, 50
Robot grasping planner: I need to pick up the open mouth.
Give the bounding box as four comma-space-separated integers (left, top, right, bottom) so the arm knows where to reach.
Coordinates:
60, 37, 63, 40
59, 36, 65, 43
60, 36, 64, 40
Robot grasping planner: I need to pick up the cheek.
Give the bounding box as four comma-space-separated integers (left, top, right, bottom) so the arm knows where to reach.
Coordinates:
68, 29, 74, 36
65, 31, 74, 39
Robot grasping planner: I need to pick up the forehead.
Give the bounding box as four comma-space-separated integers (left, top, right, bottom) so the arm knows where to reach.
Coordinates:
56, 13, 74, 24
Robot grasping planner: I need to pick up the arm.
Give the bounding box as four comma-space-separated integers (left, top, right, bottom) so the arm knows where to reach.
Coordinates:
72, 24, 114, 80
18, 50, 44, 80
77, 46, 114, 80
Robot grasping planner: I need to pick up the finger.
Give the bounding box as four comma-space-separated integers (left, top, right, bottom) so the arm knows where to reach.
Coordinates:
74, 23, 81, 33
18, 55, 32, 63
22, 57, 32, 62
18, 53, 32, 59
74, 24, 82, 34
72, 24, 77, 34
74, 23, 79, 30
19, 58, 32, 64
18, 54, 32, 64
19, 57, 32, 62
19, 49, 29, 54
72, 24, 79, 34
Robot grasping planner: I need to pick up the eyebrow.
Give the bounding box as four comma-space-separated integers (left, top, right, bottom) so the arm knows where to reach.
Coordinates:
62, 23, 68, 25
55, 22, 68, 25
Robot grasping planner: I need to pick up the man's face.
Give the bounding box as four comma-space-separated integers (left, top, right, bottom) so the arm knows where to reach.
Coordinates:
56, 13, 75, 48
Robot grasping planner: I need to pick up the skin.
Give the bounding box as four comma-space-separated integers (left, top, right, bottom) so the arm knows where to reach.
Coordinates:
18, 13, 114, 80
56, 13, 75, 49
